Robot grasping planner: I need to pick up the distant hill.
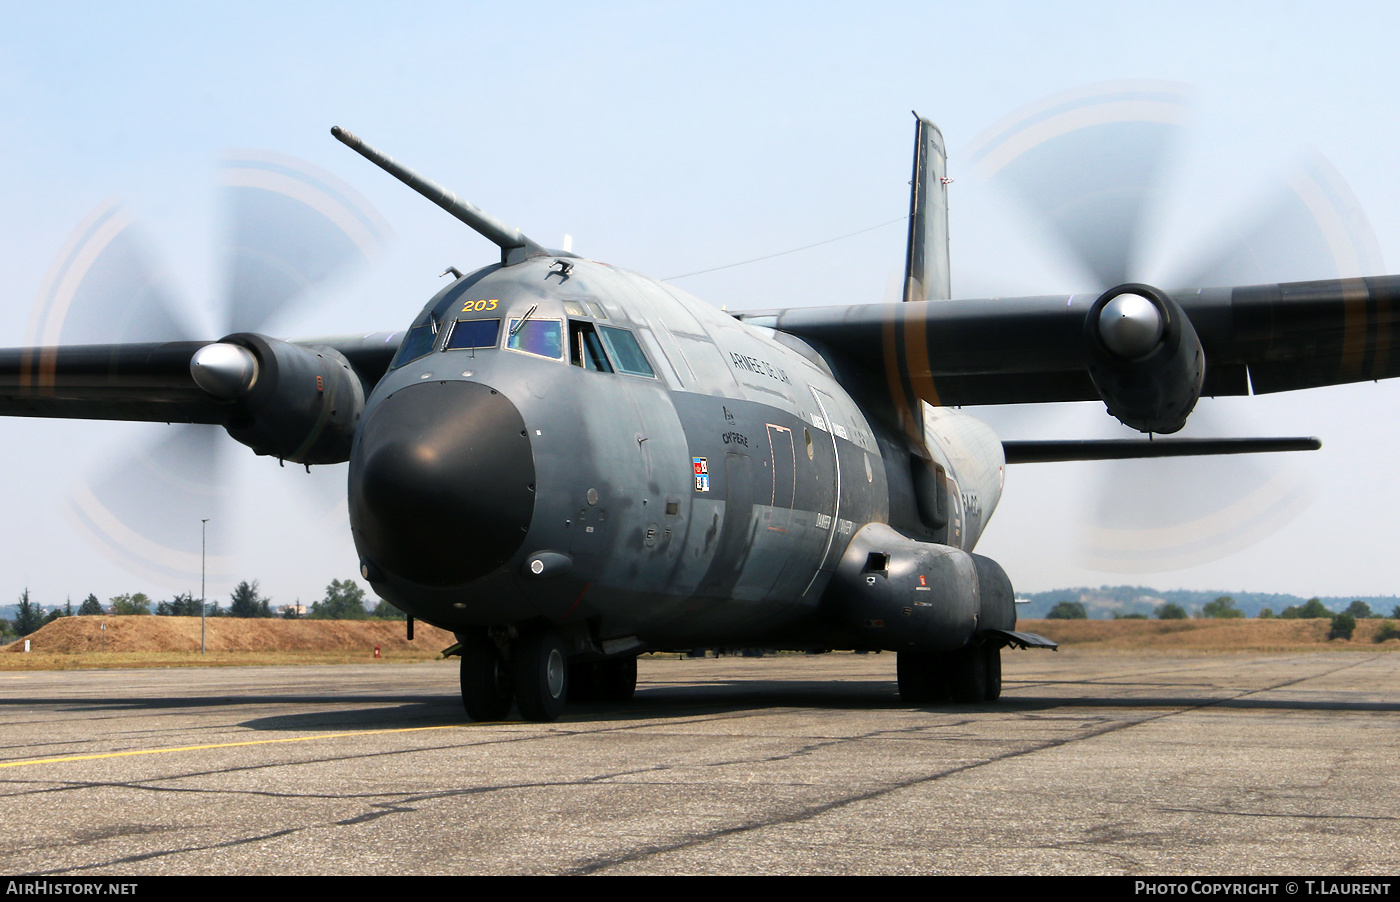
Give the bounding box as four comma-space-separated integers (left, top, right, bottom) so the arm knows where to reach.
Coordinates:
1018, 586, 1400, 620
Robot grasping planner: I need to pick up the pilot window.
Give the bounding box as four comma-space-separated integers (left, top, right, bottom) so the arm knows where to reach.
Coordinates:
569, 320, 613, 372
597, 325, 655, 377
506, 318, 563, 359
390, 322, 437, 369
445, 318, 501, 350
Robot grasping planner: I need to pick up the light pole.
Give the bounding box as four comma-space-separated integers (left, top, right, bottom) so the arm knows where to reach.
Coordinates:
201, 518, 209, 655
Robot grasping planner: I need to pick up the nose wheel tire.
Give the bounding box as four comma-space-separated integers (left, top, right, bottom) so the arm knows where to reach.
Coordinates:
567, 656, 637, 704
597, 656, 638, 702
459, 632, 513, 722
512, 629, 569, 722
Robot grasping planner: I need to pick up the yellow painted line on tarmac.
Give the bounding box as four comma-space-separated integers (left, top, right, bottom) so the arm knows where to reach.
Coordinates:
0, 722, 500, 769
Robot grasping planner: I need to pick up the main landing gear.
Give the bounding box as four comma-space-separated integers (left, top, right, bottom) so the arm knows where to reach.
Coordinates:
457, 627, 639, 723
896, 641, 1002, 705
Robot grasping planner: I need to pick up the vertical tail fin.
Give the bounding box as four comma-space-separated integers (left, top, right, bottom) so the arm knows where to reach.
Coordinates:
903, 113, 951, 302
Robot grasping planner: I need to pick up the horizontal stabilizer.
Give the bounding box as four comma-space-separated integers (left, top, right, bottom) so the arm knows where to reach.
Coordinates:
979, 628, 1059, 650
1002, 436, 1321, 464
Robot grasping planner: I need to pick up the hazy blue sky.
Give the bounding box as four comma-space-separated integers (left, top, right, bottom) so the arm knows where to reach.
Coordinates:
2, 1, 1398, 609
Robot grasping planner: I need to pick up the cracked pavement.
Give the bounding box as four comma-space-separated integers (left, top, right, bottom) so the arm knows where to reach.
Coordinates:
0, 651, 1396, 875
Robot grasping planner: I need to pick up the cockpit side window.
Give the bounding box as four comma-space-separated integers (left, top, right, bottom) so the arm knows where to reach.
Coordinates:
445, 318, 501, 350
389, 323, 437, 370
506, 318, 564, 359
597, 325, 656, 377
569, 320, 614, 372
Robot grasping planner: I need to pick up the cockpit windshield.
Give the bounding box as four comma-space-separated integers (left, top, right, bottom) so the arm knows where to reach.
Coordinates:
507, 319, 563, 359
390, 323, 437, 369
445, 319, 501, 350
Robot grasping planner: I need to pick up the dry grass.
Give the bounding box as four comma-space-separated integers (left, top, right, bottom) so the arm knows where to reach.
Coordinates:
0, 616, 457, 670
1020, 617, 1400, 652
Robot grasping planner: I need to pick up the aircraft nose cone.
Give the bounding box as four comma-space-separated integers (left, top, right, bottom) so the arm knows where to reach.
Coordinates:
350, 381, 535, 587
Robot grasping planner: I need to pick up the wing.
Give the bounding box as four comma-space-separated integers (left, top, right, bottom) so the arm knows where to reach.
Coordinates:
0, 342, 224, 423
0, 331, 401, 441
748, 274, 1400, 431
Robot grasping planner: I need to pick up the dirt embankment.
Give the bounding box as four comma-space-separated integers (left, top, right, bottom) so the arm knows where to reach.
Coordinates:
5, 616, 1395, 666
2, 616, 456, 655
1020, 617, 1400, 651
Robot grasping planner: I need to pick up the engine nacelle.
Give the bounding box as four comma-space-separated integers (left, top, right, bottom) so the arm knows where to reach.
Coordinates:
823, 523, 1016, 651
190, 333, 366, 464
1084, 283, 1204, 434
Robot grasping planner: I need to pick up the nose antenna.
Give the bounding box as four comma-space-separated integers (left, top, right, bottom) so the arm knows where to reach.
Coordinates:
332, 126, 547, 266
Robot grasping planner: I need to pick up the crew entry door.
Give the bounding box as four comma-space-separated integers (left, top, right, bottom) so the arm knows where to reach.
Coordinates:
805, 388, 844, 593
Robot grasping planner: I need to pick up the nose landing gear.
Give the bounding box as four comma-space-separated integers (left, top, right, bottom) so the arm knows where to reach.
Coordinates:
460, 627, 621, 723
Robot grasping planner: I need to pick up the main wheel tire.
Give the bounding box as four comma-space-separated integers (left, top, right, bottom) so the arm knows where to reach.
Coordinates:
898, 651, 947, 704
459, 632, 513, 722
948, 643, 988, 703
597, 656, 638, 702
984, 643, 1002, 702
511, 629, 569, 722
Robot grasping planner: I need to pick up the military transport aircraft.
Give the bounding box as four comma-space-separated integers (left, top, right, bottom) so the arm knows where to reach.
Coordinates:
0, 114, 1393, 722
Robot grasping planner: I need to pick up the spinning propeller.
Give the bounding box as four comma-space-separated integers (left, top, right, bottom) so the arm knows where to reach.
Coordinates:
31, 150, 388, 585
962, 81, 1383, 571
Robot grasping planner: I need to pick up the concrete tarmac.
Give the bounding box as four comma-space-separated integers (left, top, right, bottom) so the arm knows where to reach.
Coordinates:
0, 650, 1396, 875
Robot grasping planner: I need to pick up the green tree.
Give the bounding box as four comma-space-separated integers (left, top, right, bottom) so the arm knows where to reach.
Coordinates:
1047, 601, 1087, 620
77, 594, 103, 615
1112, 611, 1147, 620
228, 581, 272, 618
1329, 612, 1356, 641
1281, 598, 1331, 619
1155, 603, 1188, 620
1345, 600, 1374, 619
1375, 621, 1400, 643
372, 599, 407, 620
157, 593, 202, 616
1258, 608, 1275, 619
14, 589, 44, 635
107, 593, 152, 616
310, 579, 368, 620
1200, 596, 1244, 619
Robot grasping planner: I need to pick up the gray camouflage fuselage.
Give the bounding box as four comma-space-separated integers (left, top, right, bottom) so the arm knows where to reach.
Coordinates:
349, 255, 1009, 653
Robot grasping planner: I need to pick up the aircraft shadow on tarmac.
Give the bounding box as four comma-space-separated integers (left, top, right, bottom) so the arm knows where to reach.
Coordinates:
237, 682, 1400, 732
5, 683, 1395, 734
